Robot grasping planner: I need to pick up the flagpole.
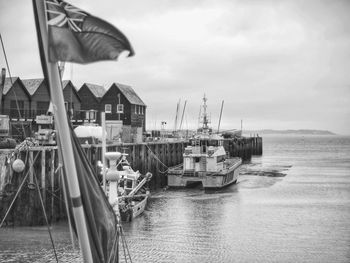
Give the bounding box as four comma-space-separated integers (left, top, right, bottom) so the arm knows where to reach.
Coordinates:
101, 112, 107, 192
32, 1, 93, 262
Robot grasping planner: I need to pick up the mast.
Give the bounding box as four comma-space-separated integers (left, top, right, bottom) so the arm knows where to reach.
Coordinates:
202, 94, 209, 132
32, 1, 93, 262
174, 99, 180, 132
197, 104, 202, 129
217, 100, 224, 133
179, 100, 187, 131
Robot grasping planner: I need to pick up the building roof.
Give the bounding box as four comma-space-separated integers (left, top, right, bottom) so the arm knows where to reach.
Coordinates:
62, 80, 70, 88
84, 83, 106, 98
114, 83, 146, 106
62, 80, 81, 102
3, 77, 20, 95
62, 80, 77, 90
21, 78, 44, 95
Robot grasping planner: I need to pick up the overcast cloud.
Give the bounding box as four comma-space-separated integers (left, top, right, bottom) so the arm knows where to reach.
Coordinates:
1, 0, 349, 134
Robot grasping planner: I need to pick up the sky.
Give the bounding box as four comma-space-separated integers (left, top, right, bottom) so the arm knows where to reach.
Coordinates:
1, 0, 350, 134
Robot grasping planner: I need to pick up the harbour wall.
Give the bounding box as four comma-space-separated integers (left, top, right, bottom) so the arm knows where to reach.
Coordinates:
0, 136, 262, 226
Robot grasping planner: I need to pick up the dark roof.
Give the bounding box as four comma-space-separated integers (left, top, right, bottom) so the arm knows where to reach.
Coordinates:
114, 83, 146, 106
62, 80, 70, 88
3, 77, 20, 95
84, 83, 106, 98
21, 78, 44, 95
62, 80, 77, 90
62, 80, 81, 102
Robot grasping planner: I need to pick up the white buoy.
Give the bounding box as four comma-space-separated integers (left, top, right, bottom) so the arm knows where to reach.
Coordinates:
12, 159, 25, 173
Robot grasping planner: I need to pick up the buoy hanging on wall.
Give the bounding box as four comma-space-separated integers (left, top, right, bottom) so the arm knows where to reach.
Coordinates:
12, 159, 25, 173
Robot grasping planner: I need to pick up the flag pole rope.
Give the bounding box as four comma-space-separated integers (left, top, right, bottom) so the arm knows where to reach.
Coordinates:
0, 33, 27, 138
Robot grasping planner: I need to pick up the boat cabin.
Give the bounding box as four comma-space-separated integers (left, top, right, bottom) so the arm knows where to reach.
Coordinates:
184, 136, 227, 173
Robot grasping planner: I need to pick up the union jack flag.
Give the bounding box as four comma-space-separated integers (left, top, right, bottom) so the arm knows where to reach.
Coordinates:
46, 0, 87, 32
44, 0, 134, 63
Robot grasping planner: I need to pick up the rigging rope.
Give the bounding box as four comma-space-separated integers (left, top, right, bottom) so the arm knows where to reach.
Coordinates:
0, 33, 27, 139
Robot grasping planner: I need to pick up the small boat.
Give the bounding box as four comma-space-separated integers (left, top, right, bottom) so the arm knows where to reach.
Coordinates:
167, 95, 242, 189
105, 152, 152, 222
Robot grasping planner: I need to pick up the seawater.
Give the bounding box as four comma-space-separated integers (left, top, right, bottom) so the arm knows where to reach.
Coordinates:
0, 135, 349, 263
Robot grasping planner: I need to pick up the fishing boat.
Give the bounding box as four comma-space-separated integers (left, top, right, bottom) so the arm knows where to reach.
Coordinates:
105, 152, 152, 222
167, 95, 242, 189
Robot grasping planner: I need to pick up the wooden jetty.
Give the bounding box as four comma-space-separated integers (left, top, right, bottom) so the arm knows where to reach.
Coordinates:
0, 135, 262, 226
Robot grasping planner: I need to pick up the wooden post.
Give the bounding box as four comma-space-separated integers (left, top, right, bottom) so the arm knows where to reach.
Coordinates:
147, 144, 152, 185
50, 148, 55, 221
41, 149, 46, 208
132, 144, 136, 169
29, 151, 34, 186
141, 143, 146, 174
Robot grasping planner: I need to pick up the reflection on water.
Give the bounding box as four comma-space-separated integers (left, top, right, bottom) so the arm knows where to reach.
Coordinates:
1, 136, 350, 263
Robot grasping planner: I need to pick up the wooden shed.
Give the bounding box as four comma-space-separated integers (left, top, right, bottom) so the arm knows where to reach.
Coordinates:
1, 77, 31, 120
101, 83, 146, 131
77, 83, 106, 123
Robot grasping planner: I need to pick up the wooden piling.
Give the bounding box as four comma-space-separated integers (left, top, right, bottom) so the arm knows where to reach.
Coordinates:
50, 148, 55, 221
0, 136, 262, 226
41, 149, 46, 207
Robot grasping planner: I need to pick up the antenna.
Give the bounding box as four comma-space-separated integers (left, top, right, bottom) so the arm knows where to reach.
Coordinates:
202, 94, 208, 129
197, 104, 202, 129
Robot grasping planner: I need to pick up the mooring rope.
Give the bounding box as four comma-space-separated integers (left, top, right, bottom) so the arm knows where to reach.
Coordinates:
119, 223, 133, 263
0, 151, 40, 228
145, 144, 169, 174
33, 171, 59, 263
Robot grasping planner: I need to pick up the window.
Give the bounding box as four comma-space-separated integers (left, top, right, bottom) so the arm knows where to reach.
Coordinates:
135, 105, 137, 114
105, 104, 112, 113
117, 104, 124, 113
138, 105, 141, 114
141, 106, 143, 115
84, 110, 96, 120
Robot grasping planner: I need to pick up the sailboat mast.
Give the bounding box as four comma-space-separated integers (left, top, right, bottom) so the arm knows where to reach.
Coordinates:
174, 99, 180, 132
179, 100, 187, 131
32, 1, 93, 262
217, 100, 224, 133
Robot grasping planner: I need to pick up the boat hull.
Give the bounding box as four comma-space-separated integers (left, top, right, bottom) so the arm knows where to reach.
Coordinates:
119, 196, 149, 222
167, 158, 241, 189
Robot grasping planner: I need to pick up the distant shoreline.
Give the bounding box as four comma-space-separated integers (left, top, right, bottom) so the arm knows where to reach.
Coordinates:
243, 129, 336, 136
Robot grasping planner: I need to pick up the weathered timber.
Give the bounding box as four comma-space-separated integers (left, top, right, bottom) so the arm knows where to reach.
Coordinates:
223, 135, 262, 161
0, 147, 62, 226
0, 136, 262, 226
